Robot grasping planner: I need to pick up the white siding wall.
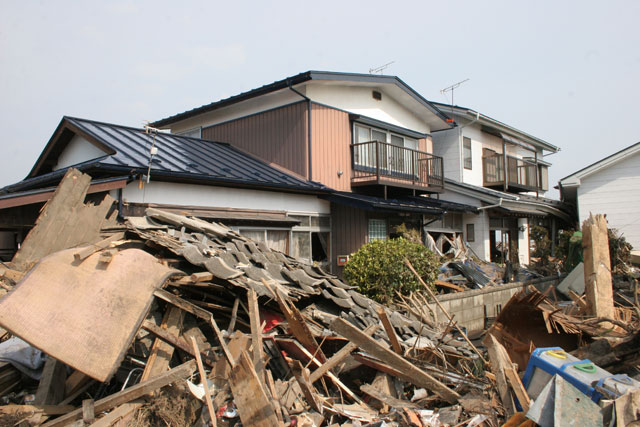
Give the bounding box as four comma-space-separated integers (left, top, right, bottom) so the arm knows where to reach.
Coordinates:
304, 85, 430, 134
53, 135, 108, 170
121, 181, 330, 215
432, 128, 462, 181
577, 152, 640, 249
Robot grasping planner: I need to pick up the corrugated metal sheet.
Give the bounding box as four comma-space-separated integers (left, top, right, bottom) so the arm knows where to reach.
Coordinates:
201, 102, 309, 178
8, 116, 326, 195
311, 104, 352, 191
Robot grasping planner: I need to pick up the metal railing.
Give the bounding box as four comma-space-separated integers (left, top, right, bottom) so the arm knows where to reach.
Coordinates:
483, 153, 539, 191
351, 141, 444, 189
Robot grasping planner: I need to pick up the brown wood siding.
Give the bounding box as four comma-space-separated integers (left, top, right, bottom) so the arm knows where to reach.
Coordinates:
201, 102, 308, 178
330, 202, 367, 277
310, 104, 352, 191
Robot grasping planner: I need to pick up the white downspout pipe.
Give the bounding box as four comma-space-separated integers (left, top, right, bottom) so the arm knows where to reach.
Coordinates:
477, 198, 504, 210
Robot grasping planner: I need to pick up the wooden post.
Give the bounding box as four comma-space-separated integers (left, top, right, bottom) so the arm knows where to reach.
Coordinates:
582, 213, 615, 327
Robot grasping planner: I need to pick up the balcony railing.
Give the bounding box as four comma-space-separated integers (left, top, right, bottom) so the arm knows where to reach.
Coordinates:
351, 141, 444, 191
483, 152, 540, 192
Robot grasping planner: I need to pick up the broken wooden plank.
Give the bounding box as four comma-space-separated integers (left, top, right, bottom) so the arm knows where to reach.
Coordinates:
229, 351, 280, 427
330, 317, 461, 404
360, 383, 418, 409
483, 333, 516, 417
141, 320, 216, 367
377, 306, 402, 355
582, 213, 615, 326
191, 271, 213, 282
73, 232, 125, 262
12, 168, 118, 270
434, 280, 465, 292
34, 358, 66, 405
309, 324, 378, 384
0, 248, 177, 382
42, 360, 196, 427
0, 266, 25, 282
89, 401, 143, 427
405, 259, 488, 364
268, 281, 326, 363
0, 404, 76, 416
64, 371, 90, 399
153, 288, 235, 367
228, 296, 240, 334
504, 365, 530, 413
290, 360, 322, 413
141, 306, 186, 381
191, 336, 217, 427
82, 399, 95, 424
247, 289, 265, 372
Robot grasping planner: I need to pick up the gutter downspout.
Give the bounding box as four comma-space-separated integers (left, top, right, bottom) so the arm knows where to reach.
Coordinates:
288, 81, 313, 181
477, 197, 503, 211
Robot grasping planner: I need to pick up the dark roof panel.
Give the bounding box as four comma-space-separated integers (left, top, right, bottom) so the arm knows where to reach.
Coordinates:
323, 191, 477, 215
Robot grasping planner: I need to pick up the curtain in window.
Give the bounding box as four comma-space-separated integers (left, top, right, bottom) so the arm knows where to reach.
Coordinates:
266, 230, 288, 253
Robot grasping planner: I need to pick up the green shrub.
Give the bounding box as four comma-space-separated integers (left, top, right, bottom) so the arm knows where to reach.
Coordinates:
343, 237, 439, 304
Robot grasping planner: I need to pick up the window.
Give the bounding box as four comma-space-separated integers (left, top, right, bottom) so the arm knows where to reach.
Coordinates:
368, 219, 387, 242
463, 137, 472, 170
289, 213, 331, 268
354, 124, 418, 176
538, 165, 549, 191
466, 223, 475, 242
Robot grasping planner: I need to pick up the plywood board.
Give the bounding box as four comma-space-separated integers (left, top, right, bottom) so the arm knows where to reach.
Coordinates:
0, 248, 176, 382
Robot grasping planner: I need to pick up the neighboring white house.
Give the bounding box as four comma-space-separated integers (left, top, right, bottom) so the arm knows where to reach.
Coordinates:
558, 141, 640, 249
428, 102, 571, 266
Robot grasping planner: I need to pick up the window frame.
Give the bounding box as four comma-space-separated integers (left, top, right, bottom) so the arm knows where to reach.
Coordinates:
466, 223, 475, 242
463, 137, 472, 170
368, 218, 388, 242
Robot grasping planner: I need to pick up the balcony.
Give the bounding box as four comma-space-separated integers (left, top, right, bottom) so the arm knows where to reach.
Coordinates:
351, 141, 444, 192
483, 152, 541, 193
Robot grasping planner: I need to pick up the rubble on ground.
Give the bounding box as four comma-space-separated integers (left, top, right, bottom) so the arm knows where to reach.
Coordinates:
0, 170, 638, 426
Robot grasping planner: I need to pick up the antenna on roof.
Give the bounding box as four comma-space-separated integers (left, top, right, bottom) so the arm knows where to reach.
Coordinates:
440, 78, 469, 124
143, 123, 160, 185
369, 61, 395, 74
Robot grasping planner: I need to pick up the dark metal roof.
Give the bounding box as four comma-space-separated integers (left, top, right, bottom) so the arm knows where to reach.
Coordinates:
12, 116, 328, 195
322, 191, 478, 215
151, 70, 452, 129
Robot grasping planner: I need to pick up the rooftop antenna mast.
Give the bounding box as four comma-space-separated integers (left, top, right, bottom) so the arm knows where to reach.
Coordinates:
440, 78, 469, 122
369, 61, 395, 74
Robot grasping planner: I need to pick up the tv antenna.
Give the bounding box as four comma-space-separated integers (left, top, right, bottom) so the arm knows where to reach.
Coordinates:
369, 61, 395, 75
440, 78, 469, 106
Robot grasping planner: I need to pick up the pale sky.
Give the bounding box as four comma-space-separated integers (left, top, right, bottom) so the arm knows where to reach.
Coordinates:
2, 1, 639, 199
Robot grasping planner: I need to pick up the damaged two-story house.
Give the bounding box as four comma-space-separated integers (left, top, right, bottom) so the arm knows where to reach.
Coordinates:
152, 71, 478, 275
429, 102, 573, 265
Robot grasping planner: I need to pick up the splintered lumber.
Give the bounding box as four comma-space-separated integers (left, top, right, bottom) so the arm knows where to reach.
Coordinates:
435, 280, 465, 292
504, 365, 530, 412
269, 281, 326, 363
141, 306, 185, 381
229, 351, 280, 427
330, 317, 461, 404
483, 334, 515, 417
146, 207, 231, 238
141, 321, 217, 368
582, 213, 615, 325
82, 399, 95, 424
42, 360, 196, 427
248, 289, 264, 369
12, 168, 118, 270
0, 248, 177, 382
90, 401, 143, 427
290, 360, 321, 413
360, 384, 418, 409
34, 358, 66, 405
0, 266, 25, 283
153, 289, 235, 367
191, 336, 217, 427
73, 232, 125, 262
405, 259, 487, 364
191, 271, 214, 282
377, 306, 402, 354
309, 324, 379, 384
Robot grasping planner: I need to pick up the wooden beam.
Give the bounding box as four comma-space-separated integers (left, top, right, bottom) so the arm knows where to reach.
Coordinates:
82, 399, 95, 424
34, 358, 66, 405
228, 352, 280, 427
0, 267, 25, 283
483, 333, 515, 417
330, 317, 461, 404
290, 360, 321, 413
376, 307, 402, 355
504, 365, 530, 413
140, 306, 185, 381
141, 320, 216, 368
191, 337, 217, 427
434, 280, 464, 292
73, 232, 125, 262
309, 325, 378, 384
247, 289, 264, 370
89, 401, 143, 427
191, 272, 213, 282
582, 213, 615, 327
42, 360, 196, 427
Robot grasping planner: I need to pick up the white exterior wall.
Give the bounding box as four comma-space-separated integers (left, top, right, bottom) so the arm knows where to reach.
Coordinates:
517, 217, 530, 265
121, 181, 330, 215
432, 128, 462, 181
53, 135, 108, 170
576, 152, 640, 249
304, 85, 430, 134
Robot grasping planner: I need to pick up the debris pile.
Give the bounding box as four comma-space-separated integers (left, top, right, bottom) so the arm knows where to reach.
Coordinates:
0, 170, 639, 426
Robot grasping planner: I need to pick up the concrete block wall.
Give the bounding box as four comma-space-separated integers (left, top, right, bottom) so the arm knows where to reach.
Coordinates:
429, 282, 525, 332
